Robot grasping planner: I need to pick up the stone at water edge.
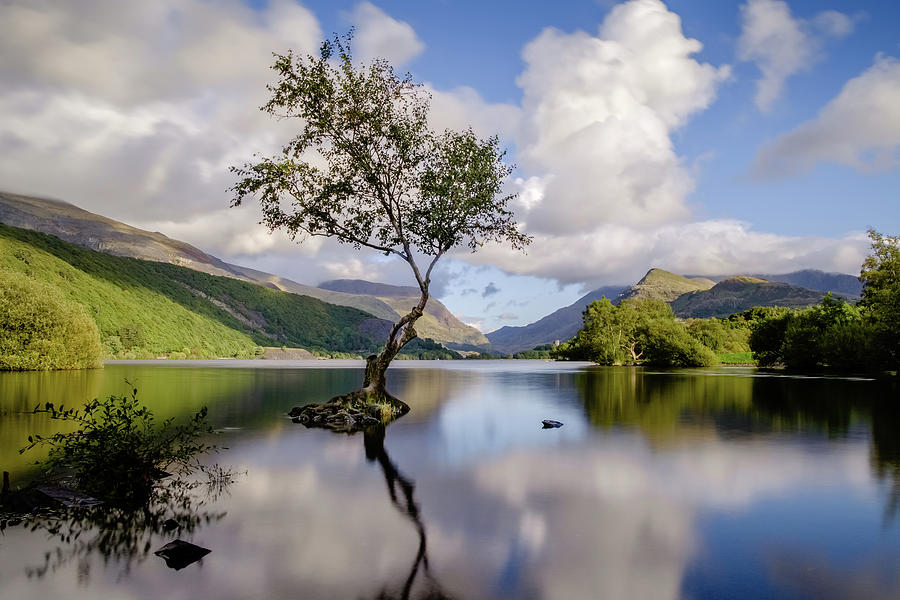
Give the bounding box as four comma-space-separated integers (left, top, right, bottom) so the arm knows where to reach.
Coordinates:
542, 420, 564, 429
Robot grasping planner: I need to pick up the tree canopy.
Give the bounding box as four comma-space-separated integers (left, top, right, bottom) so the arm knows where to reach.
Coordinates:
231, 34, 529, 271
557, 297, 717, 367
231, 34, 529, 409
860, 229, 900, 370
0, 268, 102, 371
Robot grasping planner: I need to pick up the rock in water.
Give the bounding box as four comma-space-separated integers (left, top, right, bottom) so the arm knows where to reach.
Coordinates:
154, 539, 211, 570
162, 519, 180, 531
542, 419, 564, 429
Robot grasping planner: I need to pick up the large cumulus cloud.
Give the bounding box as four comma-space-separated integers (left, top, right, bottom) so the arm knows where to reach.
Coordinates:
0, 0, 871, 312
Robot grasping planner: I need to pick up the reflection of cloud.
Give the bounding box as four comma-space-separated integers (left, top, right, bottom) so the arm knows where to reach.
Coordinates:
767, 549, 900, 600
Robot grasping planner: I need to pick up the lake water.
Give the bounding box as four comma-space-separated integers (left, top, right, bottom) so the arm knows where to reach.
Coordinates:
1, 360, 898, 600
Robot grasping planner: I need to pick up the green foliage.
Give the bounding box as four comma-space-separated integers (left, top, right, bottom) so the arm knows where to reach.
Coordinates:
117, 323, 146, 350
20, 391, 215, 505
718, 352, 754, 364
748, 310, 793, 367
230, 33, 529, 375
0, 223, 395, 360
748, 295, 871, 371
639, 318, 718, 367
860, 229, 900, 370
512, 345, 554, 359
560, 297, 717, 367
0, 268, 103, 371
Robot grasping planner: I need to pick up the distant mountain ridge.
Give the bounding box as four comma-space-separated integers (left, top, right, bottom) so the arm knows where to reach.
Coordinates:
488, 267, 858, 354
0, 192, 487, 348
618, 268, 715, 302
685, 269, 862, 298
670, 276, 835, 318
318, 279, 489, 347
486, 269, 712, 354
486, 286, 626, 355
320, 279, 421, 297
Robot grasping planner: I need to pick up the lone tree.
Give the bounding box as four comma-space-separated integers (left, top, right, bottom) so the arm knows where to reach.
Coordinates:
231, 34, 530, 417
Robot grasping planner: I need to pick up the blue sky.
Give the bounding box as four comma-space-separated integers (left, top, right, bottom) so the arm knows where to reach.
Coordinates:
1, 0, 899, 332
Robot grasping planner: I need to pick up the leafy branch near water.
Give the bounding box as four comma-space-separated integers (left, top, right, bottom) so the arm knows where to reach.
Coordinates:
18, 390, 216, 505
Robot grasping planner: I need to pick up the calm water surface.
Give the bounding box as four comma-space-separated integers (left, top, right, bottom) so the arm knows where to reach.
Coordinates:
1, 360, 898, 599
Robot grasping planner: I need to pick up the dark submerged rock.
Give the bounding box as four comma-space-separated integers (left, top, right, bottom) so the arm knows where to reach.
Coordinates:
1, 483, 102, 513
542, 419, 564, 429
154, 539, 211, 570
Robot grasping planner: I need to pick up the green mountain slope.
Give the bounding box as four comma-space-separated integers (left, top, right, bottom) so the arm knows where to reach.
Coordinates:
619, 268, 715, 303
0, 223, 393, 358
670, 276, 830, 318
0, 192, 486, 346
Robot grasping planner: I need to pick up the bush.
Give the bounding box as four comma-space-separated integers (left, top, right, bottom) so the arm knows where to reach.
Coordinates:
640, 320, 719, 367
21, 391, 214, 505
0, 269, 103, 370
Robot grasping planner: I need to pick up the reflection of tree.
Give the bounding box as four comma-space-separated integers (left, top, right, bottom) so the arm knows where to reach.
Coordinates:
870, 390, 900, 522
2, 468, 235, 581
363, 426, 454, 600
575, 369, 900, 521
575, 368, 756, 442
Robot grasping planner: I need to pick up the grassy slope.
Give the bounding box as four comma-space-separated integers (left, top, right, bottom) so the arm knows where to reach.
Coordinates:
671, 277, 828, 318
0, 224, 390, 357
620, 268, 715, 303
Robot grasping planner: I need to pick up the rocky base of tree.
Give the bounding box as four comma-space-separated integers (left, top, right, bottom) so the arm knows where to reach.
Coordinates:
288, 391, 410, 433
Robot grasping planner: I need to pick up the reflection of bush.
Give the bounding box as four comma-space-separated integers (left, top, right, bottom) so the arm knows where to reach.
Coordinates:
1, 468, 235, 580
0, 268, 102, 371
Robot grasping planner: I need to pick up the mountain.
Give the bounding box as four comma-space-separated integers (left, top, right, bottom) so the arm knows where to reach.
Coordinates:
752, 269, 862, 298
487, 267, 835, 354
319, 279, 421, 297
486, 286, 626, 354
319, 280, 490, 348
0, 192, 486, 347
0, 223, 396, 358
670, 276, 832, 318
686, 269, 862, 298
618, 268, 715, 302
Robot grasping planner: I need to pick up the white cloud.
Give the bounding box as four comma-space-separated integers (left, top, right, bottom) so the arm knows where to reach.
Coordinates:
737, 0, 855, 112
753, 55, 900, 178
515, 0, 729, 233
813, 10, 857, 38
461, 218, 868, 287
345, 2, 424, 66
0, 0, 322, 225
426, 85, 522, 141
0, 0, 872, 316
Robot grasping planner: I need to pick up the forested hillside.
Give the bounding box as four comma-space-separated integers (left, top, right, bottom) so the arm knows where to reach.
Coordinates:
0, 223, 404, 359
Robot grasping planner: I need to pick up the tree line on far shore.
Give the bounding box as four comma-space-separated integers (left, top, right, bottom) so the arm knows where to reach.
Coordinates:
555, 230, 899, 373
